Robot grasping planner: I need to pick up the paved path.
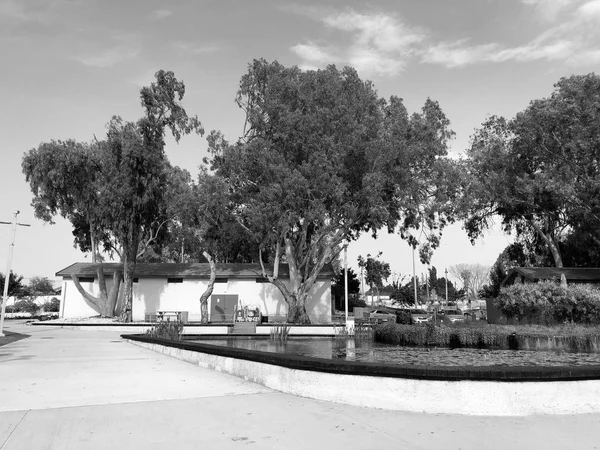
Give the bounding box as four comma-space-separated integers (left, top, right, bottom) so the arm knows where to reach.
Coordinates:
1, 321, 599, 450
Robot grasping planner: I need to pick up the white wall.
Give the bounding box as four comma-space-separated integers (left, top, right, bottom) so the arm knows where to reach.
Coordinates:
62, 276, 332, 323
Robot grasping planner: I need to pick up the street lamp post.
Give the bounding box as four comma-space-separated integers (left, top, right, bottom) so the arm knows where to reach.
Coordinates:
412, 246, 418, 308
445, 268, 449, 307
344, 245, 349, 327
0, 211, 31, 337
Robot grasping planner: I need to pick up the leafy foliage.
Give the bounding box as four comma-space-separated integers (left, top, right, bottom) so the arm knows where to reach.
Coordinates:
145, 321, 184, 340
331, 268, 361, 310
43, 298, 61, 312
495, 281, 600, 325
13, 299, 40, 315
26, 277, 58, 296
463, 74, 600, 267
22, 70, 202, 321
207, 59, 459, 323
357, 253, 391, 299
0, 271, 26, 297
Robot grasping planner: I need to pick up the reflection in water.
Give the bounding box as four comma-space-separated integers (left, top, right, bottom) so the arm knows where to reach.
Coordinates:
190, 337, 600, 367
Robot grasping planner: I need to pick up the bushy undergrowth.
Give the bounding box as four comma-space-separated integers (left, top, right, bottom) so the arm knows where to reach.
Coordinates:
145, 321, 184, 340
12, 299, 40, 315
42, 298, 60, 313
375, 321, 600, 352
496, 281, 600, 325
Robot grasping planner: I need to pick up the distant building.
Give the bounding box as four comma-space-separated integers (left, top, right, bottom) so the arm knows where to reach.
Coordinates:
364, 288, 393, 307
56, 263, 333, 323
501, 267, 600, 286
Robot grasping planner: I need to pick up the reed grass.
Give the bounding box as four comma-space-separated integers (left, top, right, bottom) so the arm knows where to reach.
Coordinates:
375, 321, 600, 352
270, 324, 291, 341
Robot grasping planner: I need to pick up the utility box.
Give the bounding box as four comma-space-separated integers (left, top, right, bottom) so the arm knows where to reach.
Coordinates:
210, 294, 238, 322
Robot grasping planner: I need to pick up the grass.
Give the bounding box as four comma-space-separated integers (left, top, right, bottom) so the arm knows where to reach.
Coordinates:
375, 321, 600, 352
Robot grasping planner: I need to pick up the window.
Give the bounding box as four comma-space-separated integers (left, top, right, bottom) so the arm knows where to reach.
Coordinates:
255, 277, 268, 283
77, 277, 94, 283
167, 278, 183, 283
133, 278, 139, 283
214, 278, 228, 283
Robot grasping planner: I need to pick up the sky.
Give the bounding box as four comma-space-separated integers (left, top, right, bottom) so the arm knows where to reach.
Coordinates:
1, 0, 599, 287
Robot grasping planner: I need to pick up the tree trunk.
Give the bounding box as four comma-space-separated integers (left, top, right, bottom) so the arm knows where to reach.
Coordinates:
107, 269, 123, 316
119, 259, 135, 322
198, 251, 215, 324
529, 221, 563, 268
548, 239, 564, 268
71, 269, 112, 317
119, 225, 140, 322
286, 292, 310, 324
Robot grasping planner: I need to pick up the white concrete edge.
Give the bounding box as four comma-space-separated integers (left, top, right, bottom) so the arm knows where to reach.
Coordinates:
124, 339, 600, 416
31, 324, 340, 335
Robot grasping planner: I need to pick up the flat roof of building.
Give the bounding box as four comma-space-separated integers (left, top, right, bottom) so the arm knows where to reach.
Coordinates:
56, 262, 334, 280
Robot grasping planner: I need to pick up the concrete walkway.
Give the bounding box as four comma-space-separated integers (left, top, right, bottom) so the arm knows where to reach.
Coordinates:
0, 322, 598, 450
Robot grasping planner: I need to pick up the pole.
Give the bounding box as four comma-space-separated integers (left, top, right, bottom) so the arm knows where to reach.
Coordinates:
0, 211, 30, 337
425, 272, 430, 306
360, 267, 365, 302
445, 268, 449, 307
344, 245, 349, 327
412, 247, 418, 308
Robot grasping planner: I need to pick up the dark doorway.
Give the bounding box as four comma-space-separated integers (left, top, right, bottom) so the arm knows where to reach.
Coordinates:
210, 294, 238, 322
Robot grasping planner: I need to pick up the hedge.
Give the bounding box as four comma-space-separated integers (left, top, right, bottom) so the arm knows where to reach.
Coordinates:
495, 281, 600, 325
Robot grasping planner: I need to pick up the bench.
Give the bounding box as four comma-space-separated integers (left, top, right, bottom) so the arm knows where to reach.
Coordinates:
155, 311, 189, 323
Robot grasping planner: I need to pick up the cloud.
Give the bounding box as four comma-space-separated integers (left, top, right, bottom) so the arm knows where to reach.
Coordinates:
520, 0, 579, 21
75, 33, 140, 68
288, 2, 600, 75
576, 0, 600, 16
422, 0, 600, 68
152, 9, 173, 20
290, 42, 334, 65
422, 41, 500, 68
289, 9, 424, 77
77, 44, 140, 67
0, 0, 82, 23
322, 11, 424, 53
173, 41, 222, 55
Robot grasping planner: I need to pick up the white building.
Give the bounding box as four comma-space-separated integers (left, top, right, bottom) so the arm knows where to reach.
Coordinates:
56, 263, 333, 323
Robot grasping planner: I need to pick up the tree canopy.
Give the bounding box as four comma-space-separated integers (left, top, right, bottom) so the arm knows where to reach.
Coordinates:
22, 70, 202, 320
0, 271, 26, 297
463, 73, 600, 268
207, 59, 458, 323
358, 253, 391, 305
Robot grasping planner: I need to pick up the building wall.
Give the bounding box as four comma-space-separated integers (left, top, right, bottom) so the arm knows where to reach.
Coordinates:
62, 276, 332, 323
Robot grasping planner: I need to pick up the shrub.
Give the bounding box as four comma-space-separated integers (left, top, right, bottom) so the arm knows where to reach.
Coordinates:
14, 299, 39, 315
349, 296, 367, 309
374, 321, 600, 351
43, 298, 60, 313
145, 321, 184, 340
495, 281, 600, 325
395, 310, 412, 324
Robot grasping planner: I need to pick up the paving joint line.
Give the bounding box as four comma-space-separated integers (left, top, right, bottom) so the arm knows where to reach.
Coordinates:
0, 409, 29, 450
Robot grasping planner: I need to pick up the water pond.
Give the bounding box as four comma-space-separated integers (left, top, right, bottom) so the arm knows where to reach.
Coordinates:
189, 337, 600, 367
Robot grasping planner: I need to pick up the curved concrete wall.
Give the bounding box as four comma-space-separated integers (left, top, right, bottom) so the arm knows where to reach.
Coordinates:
125, 338, 600, 416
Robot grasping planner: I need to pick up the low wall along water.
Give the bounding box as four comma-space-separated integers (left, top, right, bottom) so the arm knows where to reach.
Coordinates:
124, 334, 600, 416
